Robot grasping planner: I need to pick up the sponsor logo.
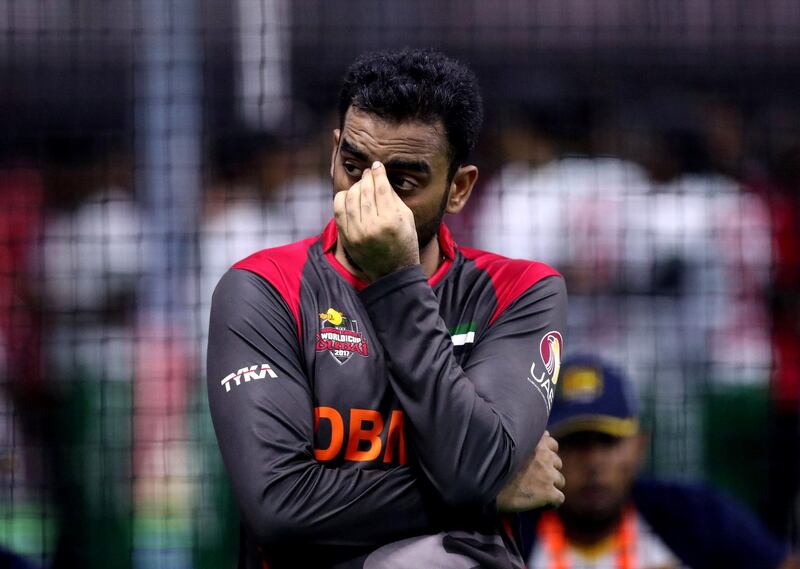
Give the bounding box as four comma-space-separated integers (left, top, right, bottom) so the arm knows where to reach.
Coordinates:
527, 331, 563, 410
221, 363, 278, 392
448, 322, 476, 346
316, 307, 369, 364
313, 406, 406, 465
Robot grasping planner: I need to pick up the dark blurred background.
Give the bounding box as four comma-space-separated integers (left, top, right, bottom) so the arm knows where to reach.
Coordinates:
0, 1, 798, 567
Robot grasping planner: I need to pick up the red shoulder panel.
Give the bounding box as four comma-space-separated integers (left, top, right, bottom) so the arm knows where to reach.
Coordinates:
232, 235, 319, 339
459, 246, 561, 325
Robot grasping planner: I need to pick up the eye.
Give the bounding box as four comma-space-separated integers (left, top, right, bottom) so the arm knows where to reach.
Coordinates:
343, 161, 363, 178
389, 174, 419, 192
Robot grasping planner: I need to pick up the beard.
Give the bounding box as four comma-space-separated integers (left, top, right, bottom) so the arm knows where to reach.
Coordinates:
559, 492, 627, 541
414, 187, 450, 250
560, 502, 623, 531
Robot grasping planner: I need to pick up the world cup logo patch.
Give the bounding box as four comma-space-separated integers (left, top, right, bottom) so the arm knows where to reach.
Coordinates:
316, 307, 369, 365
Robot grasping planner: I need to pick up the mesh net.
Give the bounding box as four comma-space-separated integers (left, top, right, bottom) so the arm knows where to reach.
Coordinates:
1, 1, 798, 566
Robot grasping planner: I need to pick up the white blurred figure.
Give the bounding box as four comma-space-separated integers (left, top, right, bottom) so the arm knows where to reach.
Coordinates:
42, 187, 142, 380
36, 146, 144, 566
473, 118, 772, 477
197, 129, 330, 363
192, 129, 331, 545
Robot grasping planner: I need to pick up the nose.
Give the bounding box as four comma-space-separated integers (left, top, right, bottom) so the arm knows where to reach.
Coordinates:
582, 441, 613, 472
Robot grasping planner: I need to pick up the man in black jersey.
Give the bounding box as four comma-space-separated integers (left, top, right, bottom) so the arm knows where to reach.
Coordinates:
208, 48, 567, 568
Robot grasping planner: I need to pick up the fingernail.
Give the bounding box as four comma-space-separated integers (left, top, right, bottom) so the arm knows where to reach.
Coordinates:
372, 161, 381, 170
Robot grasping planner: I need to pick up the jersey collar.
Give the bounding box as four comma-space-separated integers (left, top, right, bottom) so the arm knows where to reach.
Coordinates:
321, 218, 456, 290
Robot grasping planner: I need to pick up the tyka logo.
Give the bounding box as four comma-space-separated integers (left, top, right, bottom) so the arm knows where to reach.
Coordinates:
316, 307, 369, 365
221, 363, 278, 392
527, 331, 563, 410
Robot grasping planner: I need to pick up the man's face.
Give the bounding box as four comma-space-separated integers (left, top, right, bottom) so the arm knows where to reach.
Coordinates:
559, 431, 644, 524
331, 107, 453, 249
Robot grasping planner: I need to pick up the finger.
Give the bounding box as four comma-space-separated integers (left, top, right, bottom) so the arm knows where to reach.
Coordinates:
553, 453, 563, 471
546, 435, 559, 453
555, 470, 566, 490
333, 190, 348, 238
371, 161, 394, 211
361, 164, 377, 218
552, 488, 565, 506
345, 181, 362, 229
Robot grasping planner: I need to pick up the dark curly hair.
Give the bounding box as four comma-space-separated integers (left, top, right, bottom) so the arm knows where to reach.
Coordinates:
338, 48, 484, 178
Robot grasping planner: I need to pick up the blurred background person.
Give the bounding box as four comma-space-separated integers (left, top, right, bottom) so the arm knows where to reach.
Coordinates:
191, 120, 331, 567
472, 99, 773, 479
522, 355, 799, 569
0, 140, 46, 569
197, 117, 331, 349
0, 140, 45, 505
38, 135, 138, 568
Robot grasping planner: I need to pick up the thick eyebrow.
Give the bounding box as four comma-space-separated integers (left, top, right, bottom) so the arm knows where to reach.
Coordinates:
384, 158, 431, 177
340, 138, 432, 177
340, 139, 369, 162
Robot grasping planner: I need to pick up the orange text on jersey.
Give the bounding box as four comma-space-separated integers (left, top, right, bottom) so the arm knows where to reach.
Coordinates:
313, 407, 407, 465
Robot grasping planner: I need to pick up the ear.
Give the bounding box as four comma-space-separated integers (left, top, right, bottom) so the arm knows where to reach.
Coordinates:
445, 165, 479, 214
330, 129, 341, 180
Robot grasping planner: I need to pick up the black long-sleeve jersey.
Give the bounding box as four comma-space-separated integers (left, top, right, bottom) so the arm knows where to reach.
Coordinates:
207, 220, 567, 568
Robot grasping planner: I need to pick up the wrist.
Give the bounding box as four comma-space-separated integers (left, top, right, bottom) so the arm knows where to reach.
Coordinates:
364, 259, 420, 283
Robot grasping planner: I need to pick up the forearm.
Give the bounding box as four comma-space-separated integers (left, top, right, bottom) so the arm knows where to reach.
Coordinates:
208, 268, 437, 548
216, 440, 433, 548
359, 267, 563, 507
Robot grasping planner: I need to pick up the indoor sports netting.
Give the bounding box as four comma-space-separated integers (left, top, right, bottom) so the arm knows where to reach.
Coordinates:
1, 1, 798, 566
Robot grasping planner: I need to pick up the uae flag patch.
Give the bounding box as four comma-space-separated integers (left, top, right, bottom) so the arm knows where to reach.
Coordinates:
449, 322, 476, 346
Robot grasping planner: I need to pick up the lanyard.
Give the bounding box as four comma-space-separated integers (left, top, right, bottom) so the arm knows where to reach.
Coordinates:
537, 506, 637, 569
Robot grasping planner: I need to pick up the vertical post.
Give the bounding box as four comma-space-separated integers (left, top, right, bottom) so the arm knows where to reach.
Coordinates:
137, 0, 202, 321
134, 1, 202, 565
236, 0, 290, 129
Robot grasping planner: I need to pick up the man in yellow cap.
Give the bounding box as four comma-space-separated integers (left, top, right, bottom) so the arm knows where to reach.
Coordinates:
522, 355, 799, 569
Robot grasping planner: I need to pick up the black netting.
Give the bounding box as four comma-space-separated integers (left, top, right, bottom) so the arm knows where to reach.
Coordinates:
0, 1, 798, 566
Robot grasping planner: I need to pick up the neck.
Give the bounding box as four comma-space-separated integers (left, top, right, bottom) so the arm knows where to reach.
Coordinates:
334, 231, 443, 281
560, 508, 623, 548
